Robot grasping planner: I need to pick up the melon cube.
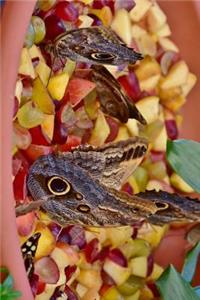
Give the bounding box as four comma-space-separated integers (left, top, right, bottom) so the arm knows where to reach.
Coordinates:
77, 269, 102, 289
120, 239, 150, 260
106, 227, 133, 247
103, 259, 131, 285
160, 61, 189, 89
130, 256, 148, 278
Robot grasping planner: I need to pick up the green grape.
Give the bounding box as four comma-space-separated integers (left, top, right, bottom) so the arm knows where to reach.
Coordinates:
24, 22, 35, 48
118, 275, 145, 296
31, 16, 46, 44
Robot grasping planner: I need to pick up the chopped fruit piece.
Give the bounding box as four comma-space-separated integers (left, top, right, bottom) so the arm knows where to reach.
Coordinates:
159, 37, 179, 53
139, 74, 160, 92
102, 286, 122, 300
148, 263, 163, 281
24, 22, 35, 48
58, 135, 81, 152
108, 248, 128, 267
105, 117, 120, 142
50, 247, 72, 272
17, 212, 36, 237
15, 80, 23, 102
136, 33, 157, 57
35, 61, 51, 87
41, 114, 55, 141
147, 161, 167, 180
163, 95, 186, 112
57, 103, 77, 127
35, 223, 56, 259
135, 57, 161, 82
81, 288, 100, 300
37, 0, 56, 11
31, 16, 46, 44
57, 243, 80, 265
140, 285, 154, 300
133, 167, 149, 192
35, 256, 59, 284
106, 227, 133, 247
55, 1, 79, 22
103, 259, 131, 285
18, 48, 35, 79
159, 86, 181, 101
48, 73, 70, 101
170, 173, 194, 193
135, 96, 159, 124
67, 78, 96, 107
28, 45, 45, 61
118, 71, 141, 101
124, 290, 141, 300
127, 176, 140, 194
84, 238, 100, 263
32, 77, 55, 114
79, 15, 94, 28
131, 25, 147, 40
160, 51, 177, 76
29, 126, 50, 145
182, 72, 197, 96
156, 23, 171, 37
138, 224, 168, 248
130, 256, 148, 277
84, 89, 98, 120
111, 9, 132, 45
17, 101, 45, 128
76, 107, 93, 129
126, 119, 139, 136
147, 3, 167, 32
89, 111, 110, 146
77, 269, 102, 289
152, 122, 167, 151
99, 6, 113, 26
13, 123, 32, 150
120, 239, 150, 259
114, 125, 130, 142
117, 275, 144, 296
58, 225, 86, 249
130, 0, 152, 22
160, 60, 189, 89
23, 144, 53, 162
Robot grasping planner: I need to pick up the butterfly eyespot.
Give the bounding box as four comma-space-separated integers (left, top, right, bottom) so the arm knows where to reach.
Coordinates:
155, 202, 169, 210
90, 52, 116, 61
77, 204, 90, 213
47, 176, 71, 196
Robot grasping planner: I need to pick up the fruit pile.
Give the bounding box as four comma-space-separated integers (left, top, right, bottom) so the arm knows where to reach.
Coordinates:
13, 0, 196, 299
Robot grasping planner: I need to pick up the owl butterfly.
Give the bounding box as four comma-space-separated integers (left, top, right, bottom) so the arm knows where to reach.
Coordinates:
21, 232, 41, 279
16, 137, 200, 227
53, 26, 143, 65
90, 65, 146, 124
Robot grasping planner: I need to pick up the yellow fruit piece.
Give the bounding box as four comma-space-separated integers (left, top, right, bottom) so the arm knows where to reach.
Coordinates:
120, 239, 150, 259
15, 80, 23, 102
89, 111, 110, 146
132, 25, 147, 40
160, 61, 189, 89
103, 259, 131, 285
146, 179, 163, 192
147, 3, 167, 32
41, 114, 55, 141
126, 119, 139, 136
159, 37, 179, 53
128, 175, 140, 194
135, 56, 161, 81
170, 173, 194, 193
99, 6, 113, 26
182, 72, 197, 96
138, 224, 168, 248
18, 48, 35, 79
77, 269, 102, 289
136, 33, 157, 57
102, 286, 122, 300
159, 86, 182, 101
48, 72, 69, 101
114, 125, 130, 142
163, 95, 186, 112
29, 44, 45, 61
76, 283, 88, 298
111, 9, 132, 45
156, 23, 171, 37
80, 0, 93, 4
152, 124, 167, 151
139, 74, 160, 91
106, 227, 133, 247
32, 77, 55, 114
136, 96, 160, 124
81, 288, 100, 300
17, 101, 45, 129
35, 60, 51, 86
79, 15, 94, 28
130, 0, 152, 22
35, 223, 56, 259
124, 290, 141, 300
140, 286, 154, 300
130, 256, 148, 278
37, 0, 56, 11
148, 263, 163, 281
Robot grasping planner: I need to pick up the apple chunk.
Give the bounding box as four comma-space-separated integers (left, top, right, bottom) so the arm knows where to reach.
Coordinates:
147, 3, 167, 32
111, 9, 132, 45
130, 256, 148, 278
130, 0, 152, 22
135, 96, 160, 124
181, 72, 197, 96
135, 57, 161, 82
103, 259, 131, 285
32, 77, 55, 114
48, 72, 69, 100
89, 111, 110, 146
160, 60, 189, 89
18, 48, 35, 79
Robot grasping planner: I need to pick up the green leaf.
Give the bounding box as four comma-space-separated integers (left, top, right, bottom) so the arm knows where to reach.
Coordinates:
156, 265, 200, 300
167, 139, 200, 192
2, 274, 14, 289
182, 242, 200, 282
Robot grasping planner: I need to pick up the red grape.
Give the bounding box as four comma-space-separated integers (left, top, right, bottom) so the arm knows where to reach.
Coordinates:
55, 2, 78, 22
107, 248, 128, 267
165, 119, 178, 140
84, 238, 100, 263
118, 72, 141, 101
44, 15, 65, 41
